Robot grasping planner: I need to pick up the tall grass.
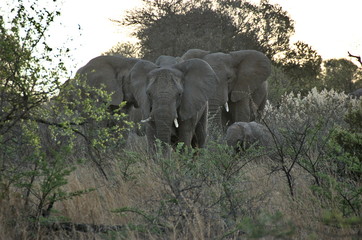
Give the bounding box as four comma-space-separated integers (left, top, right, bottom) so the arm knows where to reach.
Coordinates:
1, 89, 361, 239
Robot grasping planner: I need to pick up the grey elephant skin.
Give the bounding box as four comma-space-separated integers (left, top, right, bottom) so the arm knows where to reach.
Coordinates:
155, 55, 183, 67
226, 121, 273, 152
61, 55, 140, 111
128, 58, 219, 148
58, 55, 145, 136
182, 49, 271, 129
349, 88, 362, 99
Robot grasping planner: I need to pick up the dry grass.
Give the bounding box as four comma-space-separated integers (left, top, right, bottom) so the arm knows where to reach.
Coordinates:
0, 134, 360, 239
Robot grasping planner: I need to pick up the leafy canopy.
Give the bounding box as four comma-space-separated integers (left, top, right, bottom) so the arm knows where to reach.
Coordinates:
118, 0, 294, 61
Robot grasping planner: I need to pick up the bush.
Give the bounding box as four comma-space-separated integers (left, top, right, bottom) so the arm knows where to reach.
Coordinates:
262, 88, 361, 236
0, 1, 131, 238
110, 142, 295, 239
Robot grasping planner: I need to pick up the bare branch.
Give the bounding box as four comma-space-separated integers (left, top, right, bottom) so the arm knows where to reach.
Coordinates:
348, 51, 362, 66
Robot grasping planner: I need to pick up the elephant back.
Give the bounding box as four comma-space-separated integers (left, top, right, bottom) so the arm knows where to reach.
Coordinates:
155, 55, 183, 67
181, 49, 210, 60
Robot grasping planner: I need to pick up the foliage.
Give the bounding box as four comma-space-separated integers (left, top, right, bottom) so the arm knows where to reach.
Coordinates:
0, 1, 65, 136
277, 41, 322, 94
263, 88, 359, 196
0, 1, 131, 238
321, 101, 362, 218
102, 41, 141, 58
267, 65, 292, 105
119, 0, 294, 61
263, 88, 361, 236
322, 58, 360, 93
111, 141, 295, 239
0, 1, 84, 235
2, 1, 362, 239
219, 0, 295, 60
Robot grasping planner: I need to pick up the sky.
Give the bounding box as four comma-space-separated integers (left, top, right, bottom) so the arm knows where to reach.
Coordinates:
2, 0, 362, 76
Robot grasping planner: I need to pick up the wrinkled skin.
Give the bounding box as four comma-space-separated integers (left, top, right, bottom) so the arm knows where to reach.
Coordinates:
182, 49, 271, 129
129, 59, 219, 149
226, 121, 273, 152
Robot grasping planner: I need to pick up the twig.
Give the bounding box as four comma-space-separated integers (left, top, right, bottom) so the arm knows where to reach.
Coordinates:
348, 51, 362, 66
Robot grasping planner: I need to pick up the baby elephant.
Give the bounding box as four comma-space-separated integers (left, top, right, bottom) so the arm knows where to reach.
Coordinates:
226, 121, 273, 152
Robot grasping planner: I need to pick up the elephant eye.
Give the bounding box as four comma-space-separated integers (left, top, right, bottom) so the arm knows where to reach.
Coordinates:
227, 75, 233, 83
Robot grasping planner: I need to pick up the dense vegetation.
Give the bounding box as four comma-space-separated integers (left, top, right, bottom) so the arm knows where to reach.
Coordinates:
1, 0, 361, 239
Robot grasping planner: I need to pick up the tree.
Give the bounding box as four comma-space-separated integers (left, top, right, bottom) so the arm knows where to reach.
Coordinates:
279, 41, 322, 94
120, 2, 237, 60
0, 1, 127, 235
219, 0, 295, 60
118, 0, 294, 61
348, 51, 362, 67
322, 59, 359, 93
0, 1, 65, 137
102, 41, 141, 58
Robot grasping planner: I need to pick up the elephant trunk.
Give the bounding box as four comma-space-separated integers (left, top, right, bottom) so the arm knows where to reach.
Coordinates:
229, 100, 250, 124
154, 114, 173, 146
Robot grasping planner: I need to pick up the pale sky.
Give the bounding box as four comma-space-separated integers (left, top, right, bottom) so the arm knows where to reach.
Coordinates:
2, 0, 362, 76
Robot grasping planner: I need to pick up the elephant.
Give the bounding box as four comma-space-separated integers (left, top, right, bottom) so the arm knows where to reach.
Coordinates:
181, 49, 271, 130
349, 88, 362, 99
225, 121, 273, 152
58, 55, 145, 136
60, 55, 140, 112
128, 58, 219, 149
155, 55, 183, 67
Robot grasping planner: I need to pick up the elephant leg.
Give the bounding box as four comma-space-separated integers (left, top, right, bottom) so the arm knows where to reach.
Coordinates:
178, 119, 194, 148
192, 108, 208, 148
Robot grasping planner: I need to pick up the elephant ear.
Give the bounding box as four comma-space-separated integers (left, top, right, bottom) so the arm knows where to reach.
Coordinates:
229, 50, 271, 102
128, 60, 158, 117
76, 56, 125, 106
175, 59, 218, 121
114, 57, 140, 105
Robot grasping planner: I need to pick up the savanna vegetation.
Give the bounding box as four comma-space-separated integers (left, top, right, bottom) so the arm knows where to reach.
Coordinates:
1, 0, 361, 239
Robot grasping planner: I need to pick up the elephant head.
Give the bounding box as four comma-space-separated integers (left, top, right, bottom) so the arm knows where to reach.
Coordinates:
128, 59, 219, 147
182, 49, 271, 127
62, 55, 140, 111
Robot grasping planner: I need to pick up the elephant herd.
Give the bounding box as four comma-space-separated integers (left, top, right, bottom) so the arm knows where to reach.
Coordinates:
62, 49, 272, 152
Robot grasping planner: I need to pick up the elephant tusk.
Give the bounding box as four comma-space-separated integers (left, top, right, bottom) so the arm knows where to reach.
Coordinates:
174, 118, 179, 128
141, 117, 152, 123
224, 102, 229, 112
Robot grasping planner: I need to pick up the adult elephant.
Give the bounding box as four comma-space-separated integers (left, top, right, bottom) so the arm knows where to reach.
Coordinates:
181, 49, 271, 128
58, 55, 144, 137
61, 55, 140, 112
128, 59, 219, 148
